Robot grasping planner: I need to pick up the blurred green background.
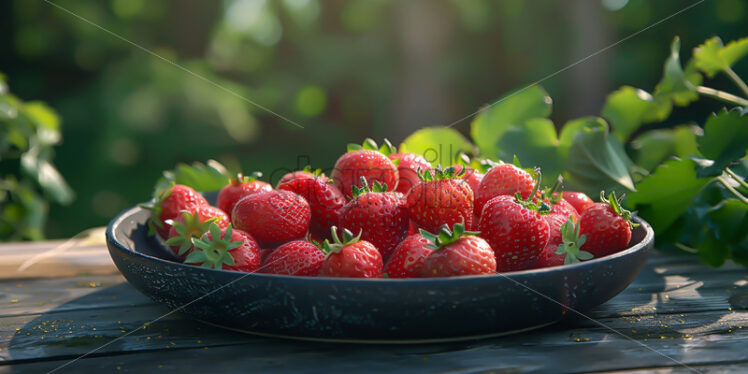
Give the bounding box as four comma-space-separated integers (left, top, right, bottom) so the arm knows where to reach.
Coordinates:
0, 0, 746, 239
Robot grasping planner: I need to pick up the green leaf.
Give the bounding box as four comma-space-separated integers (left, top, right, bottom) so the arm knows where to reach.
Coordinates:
693, 36, 748, 78
495, 118, 563, 184
20, 146, 75, 205
153, 160, 231, 197
697, 230, 728, 267
706, 198, 748, 245
630, 125, 699, 172
399, 127, 475, 167
470, 85, 552, 160
696, 108, 748, 177
626, 158, 710, 233
653, 37, 698, 107
563, 118, 636, 195
602, 86, 671, 142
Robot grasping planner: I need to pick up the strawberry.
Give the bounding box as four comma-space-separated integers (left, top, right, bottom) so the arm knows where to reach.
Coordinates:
142, 184, 208, 239
389, 152, 433, 195
338, 178, 409, 259
331, 138, 399, 199
474, 164, 534, 216
319, 227, 383, 278
535, 217, 593, 268
217, 172, 272, 216
452, 164, 484, 195
277, 168, 345, 241
263, 240, 325, 276
231, 190, 311, 247
534, 190, 580, 224
184, 223, 261, 273
405, 166, 474, 234
562, 191, 595, 213
164, 206, 230, 258
420, 222, 496, 277
383, 234, 433, 278
579, 192, 635, 257
478, 192, 550, 272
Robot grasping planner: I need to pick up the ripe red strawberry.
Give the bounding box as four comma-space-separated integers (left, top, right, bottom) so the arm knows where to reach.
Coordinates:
277, 169, 345, 241
535, 216, 593, 268
420, 223, 496, 277
263, 240, 325, 276
331, 138, 399, 199
579, 192, 635, 257
338, 178, 409, 259
474, 164, 534, 216
319, 227, 383, 278
562, 191, 595, 213
451, 164, 484, 195
184, 223, 261, 272
383, 234, 433, 278
389, 152, 433, 195
478, 194, 550, 272
164, 206, 230, 258
405, 166, 474, 234
143, 184, 208, 239
534, 191, 580, 224
217, 172, 272, 216
231, 190, 311, 247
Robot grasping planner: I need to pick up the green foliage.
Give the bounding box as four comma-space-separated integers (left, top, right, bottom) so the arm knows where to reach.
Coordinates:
696, 108, 748, 177
400, 127, 475, 166
0, 74, 73, 241
153, 160, 231, 197
396, 34, 748, 267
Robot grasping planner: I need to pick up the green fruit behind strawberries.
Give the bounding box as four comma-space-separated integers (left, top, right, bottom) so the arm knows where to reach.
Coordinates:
338, 178, 409, 259
331, 139, 399, 199
420, 222, 496, 277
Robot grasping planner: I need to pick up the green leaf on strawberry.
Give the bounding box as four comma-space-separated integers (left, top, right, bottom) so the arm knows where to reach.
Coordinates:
419, 222, 479, 250
186, 223, 242, 270
164, 210, 218, 256
554, 218, 594, 265
351, 176, 388, 197
322, 226, 363, 255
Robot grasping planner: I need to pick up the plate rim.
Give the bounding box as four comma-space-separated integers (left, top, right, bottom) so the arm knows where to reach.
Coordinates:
107, 203, 654, 283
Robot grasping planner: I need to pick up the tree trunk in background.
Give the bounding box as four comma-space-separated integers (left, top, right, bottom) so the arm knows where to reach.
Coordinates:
564, 0, 611, 119
392, 0, 454, 141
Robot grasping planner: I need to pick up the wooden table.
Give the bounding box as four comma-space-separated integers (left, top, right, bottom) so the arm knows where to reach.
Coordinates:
1, 237, 747, 373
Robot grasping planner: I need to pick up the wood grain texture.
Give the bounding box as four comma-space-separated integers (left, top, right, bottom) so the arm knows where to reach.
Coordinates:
0, 243, 746, 373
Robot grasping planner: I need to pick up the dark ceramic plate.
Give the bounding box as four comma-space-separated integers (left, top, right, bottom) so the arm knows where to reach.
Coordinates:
106, 202, 654, 343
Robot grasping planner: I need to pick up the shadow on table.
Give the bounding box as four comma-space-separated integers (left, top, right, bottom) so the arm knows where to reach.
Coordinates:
7, 257, 746, 373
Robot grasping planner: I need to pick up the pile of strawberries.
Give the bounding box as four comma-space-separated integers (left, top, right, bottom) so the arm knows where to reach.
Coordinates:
144, 139, 636, 278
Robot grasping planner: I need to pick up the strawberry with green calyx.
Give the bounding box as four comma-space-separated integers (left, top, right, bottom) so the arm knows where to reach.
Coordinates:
474, 163, 536, 217
277, 167, 345, 241
535, 216, 593, 268
331, 138, 399, 199
478, 172, 551, 272
217, 171, 272, 216
319, 227, 383, 278
141, 184, 208, 239
263, 240, 326, 276
185, 223, 261, 273
389, 152, 433, 195
420, 222, 496, 277
578, 191, 637, 257
164, 206, 229, 258
405, 165, 474, 234
534, 177, 579, 224
453, 153, 494, 194
339, 177, 409, 259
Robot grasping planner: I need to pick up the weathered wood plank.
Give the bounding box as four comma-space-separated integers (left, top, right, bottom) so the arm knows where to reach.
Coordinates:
0, 310, 745, 374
